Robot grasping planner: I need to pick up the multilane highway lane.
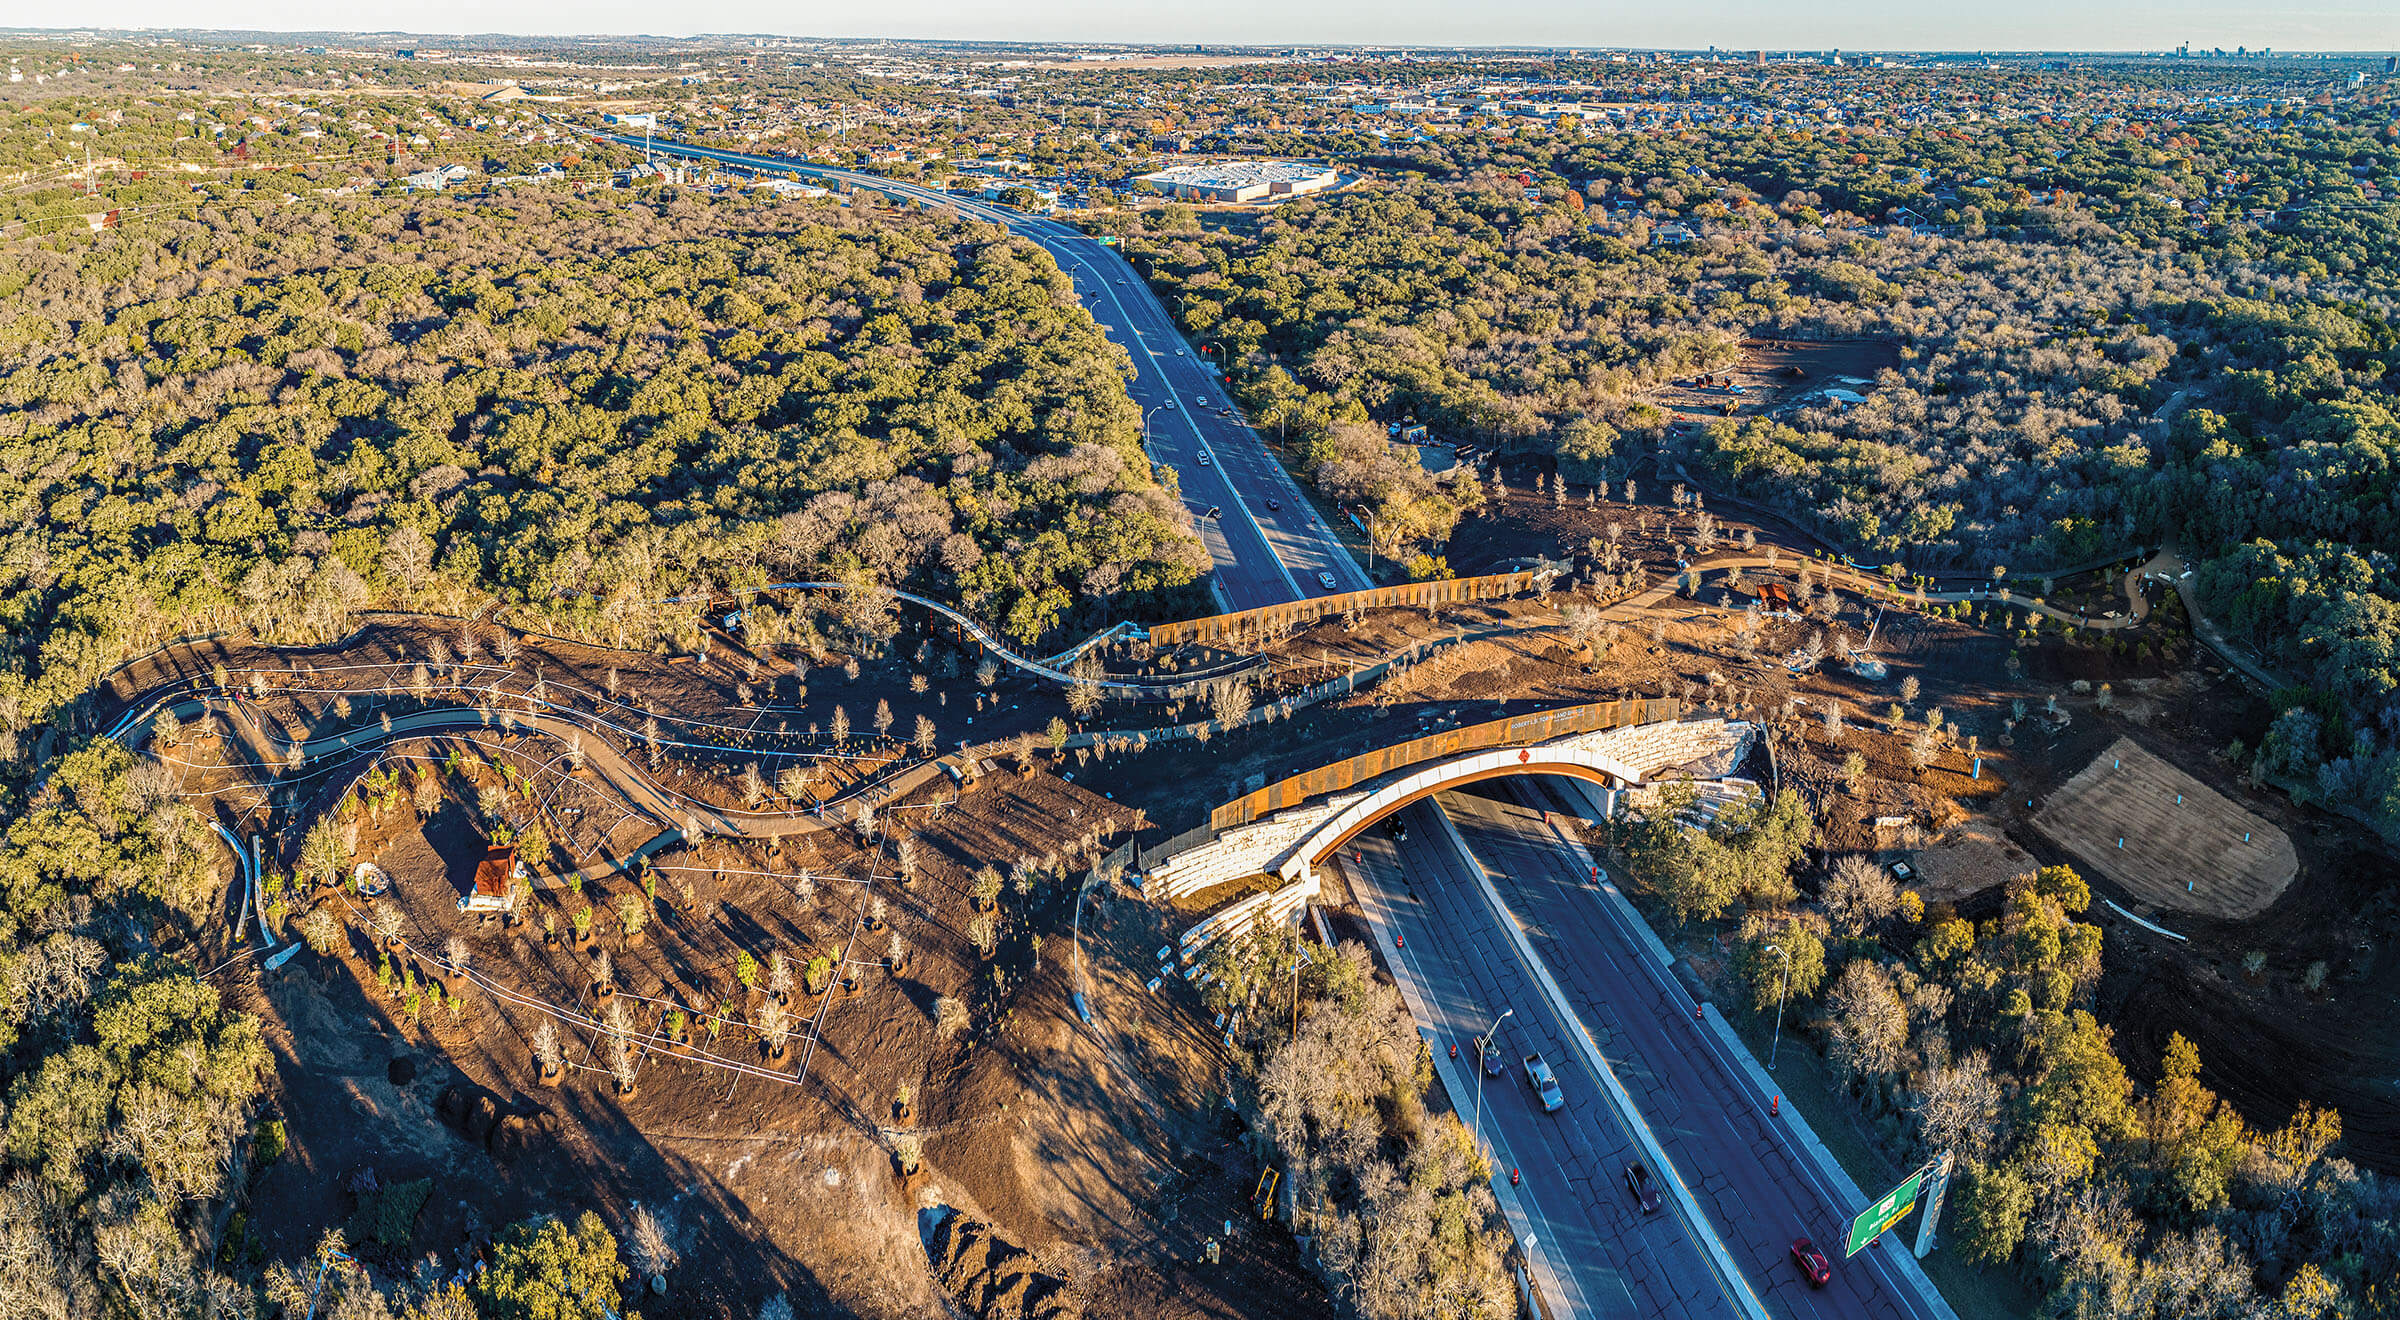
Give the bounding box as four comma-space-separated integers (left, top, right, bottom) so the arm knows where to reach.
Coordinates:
1444, 782, 1948, 1320
1344, 799, 1747, 1320
594, 133, 1372, 608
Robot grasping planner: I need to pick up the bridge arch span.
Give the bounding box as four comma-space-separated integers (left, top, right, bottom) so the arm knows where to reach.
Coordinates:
1273, 745, 1641, 886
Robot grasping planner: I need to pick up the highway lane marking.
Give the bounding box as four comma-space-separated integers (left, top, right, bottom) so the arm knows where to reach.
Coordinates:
1504, 784, 1956, 1320
594, 133, 1305, 603
1430, 799, 1772, 1320
1347, 832, 1609, 1319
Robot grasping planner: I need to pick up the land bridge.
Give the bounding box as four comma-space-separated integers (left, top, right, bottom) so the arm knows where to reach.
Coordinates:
1146, 704, 1758, 959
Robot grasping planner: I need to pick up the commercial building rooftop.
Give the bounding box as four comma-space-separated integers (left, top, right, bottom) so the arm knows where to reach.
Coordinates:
1136, 160, 1341, 204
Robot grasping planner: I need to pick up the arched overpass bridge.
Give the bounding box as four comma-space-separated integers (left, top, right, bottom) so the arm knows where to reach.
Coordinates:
1155, 713, 1757, 957
1268, 742, 1646, 885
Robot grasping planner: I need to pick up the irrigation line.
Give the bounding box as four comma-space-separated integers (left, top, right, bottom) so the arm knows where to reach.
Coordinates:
333, 892, 815, 1090
649, 863, 871, 887
789, 829, 888, 1098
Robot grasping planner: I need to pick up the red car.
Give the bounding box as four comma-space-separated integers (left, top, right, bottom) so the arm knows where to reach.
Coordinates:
1789, 1237, 1831, 1288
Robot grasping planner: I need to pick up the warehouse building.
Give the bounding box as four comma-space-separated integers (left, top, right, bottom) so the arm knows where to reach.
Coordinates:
1135, 161, 1341, 204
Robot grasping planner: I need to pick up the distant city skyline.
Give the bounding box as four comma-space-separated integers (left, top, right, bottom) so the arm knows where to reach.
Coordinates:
33, 1, 2400, 54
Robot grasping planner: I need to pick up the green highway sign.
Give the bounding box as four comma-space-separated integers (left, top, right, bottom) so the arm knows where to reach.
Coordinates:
1846, 1166, 1927, 1257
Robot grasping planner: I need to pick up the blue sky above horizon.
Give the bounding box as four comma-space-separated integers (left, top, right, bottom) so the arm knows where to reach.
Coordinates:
40, 1, 2400, 53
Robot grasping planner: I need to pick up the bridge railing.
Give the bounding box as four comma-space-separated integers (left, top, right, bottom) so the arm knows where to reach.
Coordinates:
1138, 822, 1220, 875
1147, 569, 1554, 649
1209, 697, 1683, 832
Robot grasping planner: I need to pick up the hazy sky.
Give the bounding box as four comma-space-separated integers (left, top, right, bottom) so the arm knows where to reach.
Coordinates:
52, 0, 2400, 51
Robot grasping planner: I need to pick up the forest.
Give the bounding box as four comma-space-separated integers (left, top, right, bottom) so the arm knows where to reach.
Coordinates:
1629, 789, 2399, 1320
0, 163, 1212, 1316
0, 185, 1209, 744
1120, 99, 2400, 825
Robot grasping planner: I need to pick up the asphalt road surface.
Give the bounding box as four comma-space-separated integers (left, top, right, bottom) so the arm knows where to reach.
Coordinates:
1342, 799, 1745, 1320
1442, 781, 1942, 1320
595, 133, 1371, 610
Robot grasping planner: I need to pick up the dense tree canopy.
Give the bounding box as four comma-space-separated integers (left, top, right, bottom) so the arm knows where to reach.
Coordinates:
0, 187, 1208, 738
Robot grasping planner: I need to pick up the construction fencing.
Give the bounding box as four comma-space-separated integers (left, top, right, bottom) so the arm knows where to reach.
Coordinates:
1148, 569, 1555, 649
1210, 697, 1682, 832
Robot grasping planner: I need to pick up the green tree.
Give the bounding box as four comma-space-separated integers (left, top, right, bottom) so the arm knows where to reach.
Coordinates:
475, 1211, 626, 1320
1732, 911, 1827, 1015
2027, 1010, 2139, 1144
1690, 787, 1817, 910
1952, 1159, 2035, 1267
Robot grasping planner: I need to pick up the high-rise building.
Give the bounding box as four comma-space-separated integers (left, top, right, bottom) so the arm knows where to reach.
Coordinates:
1754, 50, 1767, 67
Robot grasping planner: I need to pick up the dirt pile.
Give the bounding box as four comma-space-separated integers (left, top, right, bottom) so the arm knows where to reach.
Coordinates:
928, 1211, 1079, 1320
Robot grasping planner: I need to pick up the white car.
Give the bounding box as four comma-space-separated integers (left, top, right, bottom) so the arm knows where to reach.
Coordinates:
1197, 451, 1212, 466
1317, 572, 1338, 591
1176, 348, 1186, 356
1197, 396, 1210, 406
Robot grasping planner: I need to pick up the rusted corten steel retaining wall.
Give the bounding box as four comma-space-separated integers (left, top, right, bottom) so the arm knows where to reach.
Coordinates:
1147, 569, 1549, 649
1208, 697, 1682, 832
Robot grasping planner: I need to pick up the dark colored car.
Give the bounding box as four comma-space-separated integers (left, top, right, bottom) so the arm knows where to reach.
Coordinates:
1381, 816, 1408, 842
1265, 498, 1280, 511
1790, 1237, 1832, 1288
1477, 1035, 1504, 1076
1623, 1161, 1661, 1214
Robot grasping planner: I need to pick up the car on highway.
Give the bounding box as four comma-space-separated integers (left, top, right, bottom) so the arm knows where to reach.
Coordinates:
1197, 451, 1212, 466
1380, 816, 1407, 842
1197, 395, 1210, 406
1623, 1161, 1662, 1214
1317, 571, 1339, 591
1176, 348, 1186, 355
1265, 498, 1280, 511
1162, 399, 1177, 410
1522, 1053, 1564, 1112
1477, 1035, 1504, 1076
1789, 1238, 1831, 1288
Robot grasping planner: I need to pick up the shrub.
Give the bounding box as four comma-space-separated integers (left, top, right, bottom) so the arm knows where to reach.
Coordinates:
300, 906, 343, 956
254, 1119, 288, 1167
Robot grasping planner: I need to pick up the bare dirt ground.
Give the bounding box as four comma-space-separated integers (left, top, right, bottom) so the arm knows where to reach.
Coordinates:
121, 458, 2400, 1320
206, 735, 1333, 1320
1910, 819, 2037, 907
1651, 338, 1902, 425
2035, 735, 2297, 920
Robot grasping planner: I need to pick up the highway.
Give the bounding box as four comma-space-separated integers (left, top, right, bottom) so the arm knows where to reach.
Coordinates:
1342, 800, 1743, 1320
1441, 782, 1940, 1320
591, 132, 1372, 611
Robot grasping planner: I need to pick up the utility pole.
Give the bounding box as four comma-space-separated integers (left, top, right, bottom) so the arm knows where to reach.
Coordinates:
1766, 943, 1791, 1071
1471, 1007, 1513, 1157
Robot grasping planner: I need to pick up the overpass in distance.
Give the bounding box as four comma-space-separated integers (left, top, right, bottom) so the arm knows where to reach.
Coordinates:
587, 129, 1373, 613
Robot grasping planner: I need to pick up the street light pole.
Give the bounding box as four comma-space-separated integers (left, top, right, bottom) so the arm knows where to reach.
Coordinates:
1142, 404, 1167, 454
1471, 1007, 1514, 1157
1766, 943, 1791, 1072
